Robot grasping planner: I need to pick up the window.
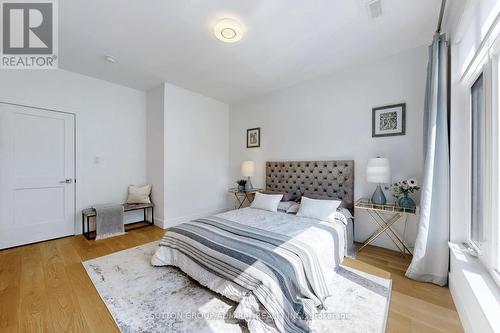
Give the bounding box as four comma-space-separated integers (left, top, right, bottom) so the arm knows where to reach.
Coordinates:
462, 0, 500, 288
471, 74, 485, 248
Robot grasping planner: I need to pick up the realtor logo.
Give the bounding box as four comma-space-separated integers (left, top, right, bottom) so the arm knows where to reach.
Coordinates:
1, 0, 58, 69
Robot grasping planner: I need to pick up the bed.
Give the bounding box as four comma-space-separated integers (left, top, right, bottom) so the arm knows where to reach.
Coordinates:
152, 160, 355, 333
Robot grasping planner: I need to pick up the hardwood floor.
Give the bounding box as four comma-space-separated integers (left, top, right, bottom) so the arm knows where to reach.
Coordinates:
350, 244, 463, 333
0, 226, 463, 332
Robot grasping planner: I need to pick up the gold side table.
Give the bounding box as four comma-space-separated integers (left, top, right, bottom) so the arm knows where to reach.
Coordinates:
228, 188, 262, 209
354, 198, 417, 257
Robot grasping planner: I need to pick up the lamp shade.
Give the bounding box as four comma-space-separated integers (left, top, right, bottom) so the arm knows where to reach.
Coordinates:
366, 157, 391, 184
241, 161, 255, 177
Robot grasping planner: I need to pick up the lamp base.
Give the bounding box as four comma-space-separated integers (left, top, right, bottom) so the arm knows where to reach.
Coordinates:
371, 184, 386, 205
245, 177, 253, 191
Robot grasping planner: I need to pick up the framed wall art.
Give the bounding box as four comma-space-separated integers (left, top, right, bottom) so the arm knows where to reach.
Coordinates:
246, 128, 260, 148
372, 103, 406, 137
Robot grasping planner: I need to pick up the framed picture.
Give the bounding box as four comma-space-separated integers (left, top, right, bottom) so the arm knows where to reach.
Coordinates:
372, 103, 406, 137
247, 128, 260, 148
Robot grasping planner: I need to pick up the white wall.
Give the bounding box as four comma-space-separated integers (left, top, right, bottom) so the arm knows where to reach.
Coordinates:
229, 46, 428, 250
146, 84, 166, 226
0, 69, 147, 232
163, 83, 230, 227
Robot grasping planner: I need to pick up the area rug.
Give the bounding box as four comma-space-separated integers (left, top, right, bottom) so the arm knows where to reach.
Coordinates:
83, 241, 391, 333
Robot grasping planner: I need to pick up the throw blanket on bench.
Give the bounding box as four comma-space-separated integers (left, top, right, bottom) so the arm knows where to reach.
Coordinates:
155, 216, 331, 333
94, 204, 125, 240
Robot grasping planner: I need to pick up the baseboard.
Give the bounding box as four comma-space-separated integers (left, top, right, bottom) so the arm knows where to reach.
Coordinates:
162, 207, 230, 228
153, 217, 166, 229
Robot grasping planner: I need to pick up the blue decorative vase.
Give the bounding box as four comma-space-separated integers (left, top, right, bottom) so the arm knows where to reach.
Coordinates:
398, 193, 416, 209
371, 184, 387, 205
245, 181, 252, 192
238, 185, 245, 192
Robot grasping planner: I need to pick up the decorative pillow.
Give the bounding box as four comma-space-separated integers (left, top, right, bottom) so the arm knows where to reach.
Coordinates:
300, 193, 345, 207
261, 190, 293, 202
251, 192, 283, 212
296, 196, 342, 222
277, 201, 296, 212
286, 203, 301, 214
126, 184, 152, 204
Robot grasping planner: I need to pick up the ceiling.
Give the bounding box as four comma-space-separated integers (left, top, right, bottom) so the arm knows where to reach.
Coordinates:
59, 0, 440, 103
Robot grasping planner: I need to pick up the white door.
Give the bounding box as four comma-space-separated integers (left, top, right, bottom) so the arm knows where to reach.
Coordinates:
0, 103, 75, 249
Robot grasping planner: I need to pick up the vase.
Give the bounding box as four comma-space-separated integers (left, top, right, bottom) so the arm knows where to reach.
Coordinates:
245, 181, 252, 192
398, 193, 416, 209
238, 185, 245, 192
371, 184, 387, 205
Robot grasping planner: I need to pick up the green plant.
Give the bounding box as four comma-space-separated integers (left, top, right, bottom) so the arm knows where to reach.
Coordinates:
236, 179, 247, 186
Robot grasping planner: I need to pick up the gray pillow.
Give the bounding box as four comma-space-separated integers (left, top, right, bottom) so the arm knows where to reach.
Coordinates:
277, 201, 296, 212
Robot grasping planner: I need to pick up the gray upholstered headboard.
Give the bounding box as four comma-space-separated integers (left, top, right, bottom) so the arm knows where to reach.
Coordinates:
266, 160, 355, 210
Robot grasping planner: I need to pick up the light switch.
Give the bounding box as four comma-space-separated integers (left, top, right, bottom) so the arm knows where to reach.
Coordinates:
94, 156, 101, 164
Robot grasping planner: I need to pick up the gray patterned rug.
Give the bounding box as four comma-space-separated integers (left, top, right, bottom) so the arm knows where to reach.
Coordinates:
83, 241, 391, 333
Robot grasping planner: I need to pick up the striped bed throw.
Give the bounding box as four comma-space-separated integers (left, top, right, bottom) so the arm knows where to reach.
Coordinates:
158, 216, 331, 333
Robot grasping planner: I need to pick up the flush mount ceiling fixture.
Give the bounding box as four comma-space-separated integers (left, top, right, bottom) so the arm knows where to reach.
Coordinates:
214, 18, 243, 43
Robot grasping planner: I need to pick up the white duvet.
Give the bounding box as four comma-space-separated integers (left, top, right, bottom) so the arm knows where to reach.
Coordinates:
151, 207, 348, 333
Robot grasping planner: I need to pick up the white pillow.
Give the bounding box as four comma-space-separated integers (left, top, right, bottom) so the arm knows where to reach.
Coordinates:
251, 192, 283, 212
296, 196, 342, 222
126, 184, 152, 204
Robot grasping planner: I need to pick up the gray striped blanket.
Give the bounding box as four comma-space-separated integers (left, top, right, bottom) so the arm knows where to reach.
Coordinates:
158, 216, 331, 333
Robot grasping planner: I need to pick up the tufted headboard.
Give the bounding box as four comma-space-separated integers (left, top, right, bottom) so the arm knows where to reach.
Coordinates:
266, 160, 355, 210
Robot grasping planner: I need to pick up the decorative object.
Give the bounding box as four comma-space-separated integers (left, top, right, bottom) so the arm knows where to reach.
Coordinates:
236, 179, 246, 192
241, 160, 255, 190
83, 241, 391, 333
398, 194, 415, 209
372, 103, 406, 137
246, 127, 260, 148
388, 179, 420, 209
366, 157, 391, 205
355, 198, 416, 256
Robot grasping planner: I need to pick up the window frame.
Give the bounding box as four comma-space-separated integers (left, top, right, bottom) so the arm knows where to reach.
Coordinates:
469, 71, 487, 251
492, 49, 500, 286
466, 43, 500, 286
466, 37, 500, 288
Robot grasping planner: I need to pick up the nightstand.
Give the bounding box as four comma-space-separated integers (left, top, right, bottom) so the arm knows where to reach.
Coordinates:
228, 188, 262, 209
354, 198, 416, 257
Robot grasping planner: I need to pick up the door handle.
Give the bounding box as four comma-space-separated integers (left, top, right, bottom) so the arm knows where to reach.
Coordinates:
60, 178, 73, 184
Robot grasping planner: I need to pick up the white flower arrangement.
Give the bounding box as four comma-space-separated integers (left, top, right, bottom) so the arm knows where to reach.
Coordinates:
387, 178, 420, 199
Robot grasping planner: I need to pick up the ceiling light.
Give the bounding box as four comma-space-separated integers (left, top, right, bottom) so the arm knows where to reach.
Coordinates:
214, 18, 243, 43
104, 55, 117, 63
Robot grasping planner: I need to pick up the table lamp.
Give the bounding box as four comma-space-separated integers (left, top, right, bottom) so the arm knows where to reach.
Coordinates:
366, 157, 390, 205
241, 161, 255, 191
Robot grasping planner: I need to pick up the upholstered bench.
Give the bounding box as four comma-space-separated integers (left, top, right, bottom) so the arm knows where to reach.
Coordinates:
82, 203, 154, 240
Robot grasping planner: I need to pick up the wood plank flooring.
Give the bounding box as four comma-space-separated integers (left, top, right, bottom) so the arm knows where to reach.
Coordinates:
0, 226, 463, 332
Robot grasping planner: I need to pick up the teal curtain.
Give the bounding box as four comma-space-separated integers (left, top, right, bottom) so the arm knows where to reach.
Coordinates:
406, 33, 449, 286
